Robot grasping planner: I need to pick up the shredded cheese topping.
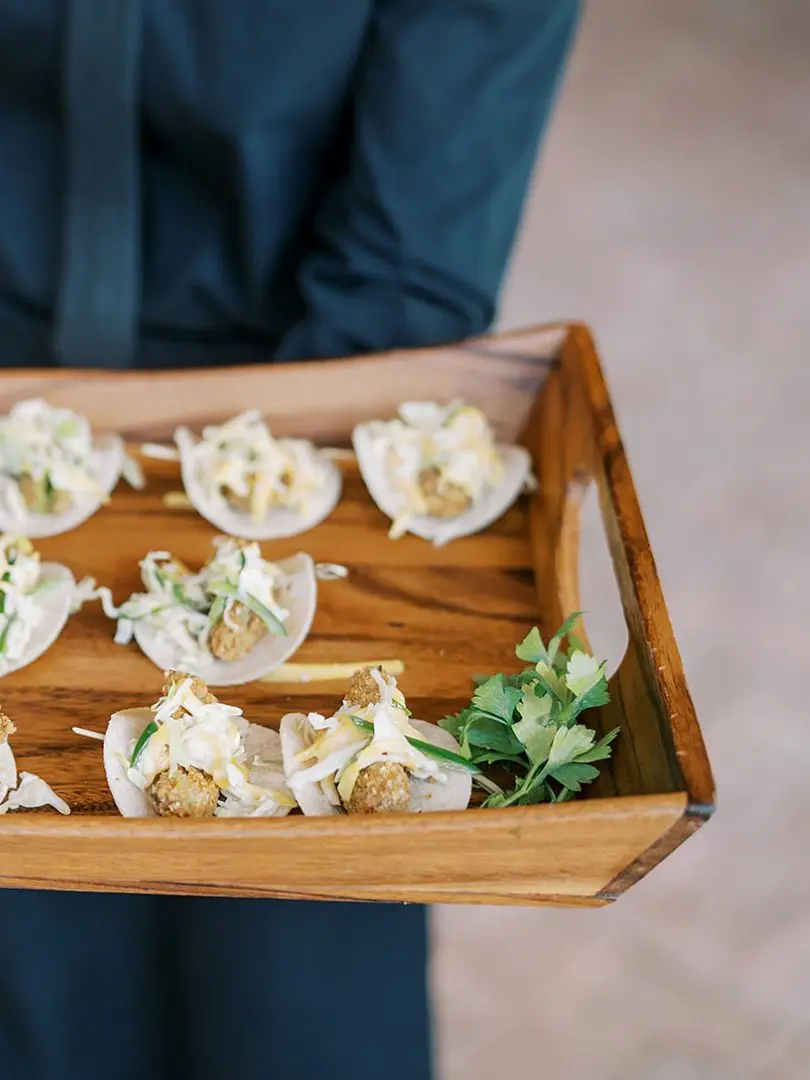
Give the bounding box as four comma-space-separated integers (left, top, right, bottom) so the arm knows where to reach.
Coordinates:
127, 676, 293, 816
295, 671, 445, 808
372, 401, 504, 538
181, 410, 332, 522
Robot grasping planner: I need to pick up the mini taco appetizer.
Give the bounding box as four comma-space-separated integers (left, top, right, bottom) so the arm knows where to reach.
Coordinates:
174, 410, 342, 539
87, 536, 316, 686
352, 401, 531, 546
103, 671, 295, 818
0, 709, 70, 814
0, 399, 127, 537
280, 667, 474, 815
0, 534, 75, 677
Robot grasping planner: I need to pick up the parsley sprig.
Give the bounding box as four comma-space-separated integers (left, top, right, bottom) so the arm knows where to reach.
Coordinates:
439, 613, 619, 808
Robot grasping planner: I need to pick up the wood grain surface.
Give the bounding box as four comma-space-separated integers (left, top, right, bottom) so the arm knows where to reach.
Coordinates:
0, 322, 714, 904
0, 324, 566, 443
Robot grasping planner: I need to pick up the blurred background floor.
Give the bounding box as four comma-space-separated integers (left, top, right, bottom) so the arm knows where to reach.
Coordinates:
432, 2, 810, 1078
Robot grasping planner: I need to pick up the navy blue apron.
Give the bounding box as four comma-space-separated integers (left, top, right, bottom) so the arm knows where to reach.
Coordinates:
1, 8, 433, 1078
0, 1, 581, 1076
0, 892, 430, 1080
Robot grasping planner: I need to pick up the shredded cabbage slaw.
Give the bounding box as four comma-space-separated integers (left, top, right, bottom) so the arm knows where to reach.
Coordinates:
0, 399, 104, 514
0, 535, 53, 673
372, 402, 504, 539
78, 537, 291, 668
0, 721, 70, 815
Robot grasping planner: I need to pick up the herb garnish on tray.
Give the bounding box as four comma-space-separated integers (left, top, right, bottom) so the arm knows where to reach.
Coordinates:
439, 614, 619, 807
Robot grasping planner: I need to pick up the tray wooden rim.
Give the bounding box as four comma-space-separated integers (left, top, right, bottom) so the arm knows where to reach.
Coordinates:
0, 320, 715, 905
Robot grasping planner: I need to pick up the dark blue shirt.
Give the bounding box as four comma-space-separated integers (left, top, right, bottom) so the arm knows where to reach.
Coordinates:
0, 0, 580, 368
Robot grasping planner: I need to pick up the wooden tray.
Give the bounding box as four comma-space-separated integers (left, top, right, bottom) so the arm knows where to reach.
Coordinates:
0, 323, 714, 905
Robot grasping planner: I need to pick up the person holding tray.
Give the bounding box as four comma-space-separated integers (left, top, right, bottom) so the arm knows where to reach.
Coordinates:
0, 2, 581, 1078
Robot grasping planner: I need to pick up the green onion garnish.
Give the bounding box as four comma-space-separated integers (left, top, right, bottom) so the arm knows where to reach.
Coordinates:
349, 715, 479, 775
0, 617, 12, 656
130, 721, 158, 767
153, 568, 194, 609
0, 550, 17, 616
208, 594, 227, 626
208, 582, 288, 637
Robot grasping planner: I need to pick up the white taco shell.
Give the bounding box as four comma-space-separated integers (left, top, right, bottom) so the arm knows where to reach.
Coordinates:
175, 426, 342, 540
279, 712, 341, 816
407, 719, 472, 812
0, 434, 125, 539
133, 552, 317, 687
351, 422, 531, 546
0, 739, 17, 803
104, 707, 154, 817
103, 707, 292, 818
0, 562, 75, 678
279, 713, 472, 815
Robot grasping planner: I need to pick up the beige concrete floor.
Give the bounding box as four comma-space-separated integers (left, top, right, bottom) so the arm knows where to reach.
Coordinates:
433, 2, 810, 1078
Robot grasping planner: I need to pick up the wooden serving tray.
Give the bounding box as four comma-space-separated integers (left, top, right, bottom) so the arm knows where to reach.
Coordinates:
0, 323, 714, 905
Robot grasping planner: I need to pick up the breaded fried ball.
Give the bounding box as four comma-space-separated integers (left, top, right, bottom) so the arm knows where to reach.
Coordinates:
162, 670, 218, 705
208, 602, 265, 661
346, 666, 383, 709
345, 761, 410, 814
417, 466, 471, 519
0, 710, 16, 743
148, 766, 219, 818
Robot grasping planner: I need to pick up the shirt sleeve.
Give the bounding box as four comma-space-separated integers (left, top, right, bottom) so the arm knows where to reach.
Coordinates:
274, 0, 581, 361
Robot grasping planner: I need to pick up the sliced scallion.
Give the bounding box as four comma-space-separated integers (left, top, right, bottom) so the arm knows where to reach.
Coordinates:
349, 715, 479, 775
130, 721, 158, 768
208, 594, 227, 626
208, 582, 288, 638
0, 617, 12, 656
153, 568, 193, 609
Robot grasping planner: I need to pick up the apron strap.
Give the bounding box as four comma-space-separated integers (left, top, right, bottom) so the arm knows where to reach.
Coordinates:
54, 0, 142, 369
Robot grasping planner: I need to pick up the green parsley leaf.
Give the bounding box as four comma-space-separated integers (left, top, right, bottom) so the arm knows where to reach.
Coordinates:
438, 707, 470, 739
469, 749, 529, 768
465, 713, 525, 754
512, 692, 555, 764
512, 719, 555, 766
515, 626, 547, 665
532, 662, 568, 705
565, 650, 604, 697
446, 619, 618, 809
547, 611, 584, 668
516, 689, 553, 724
548, 761, 601, 792
573, 726, 620, 762
566, 632, 586, 655
547, 724, 596, 768
559, 676, 611, 725
471, 675, 521, 725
